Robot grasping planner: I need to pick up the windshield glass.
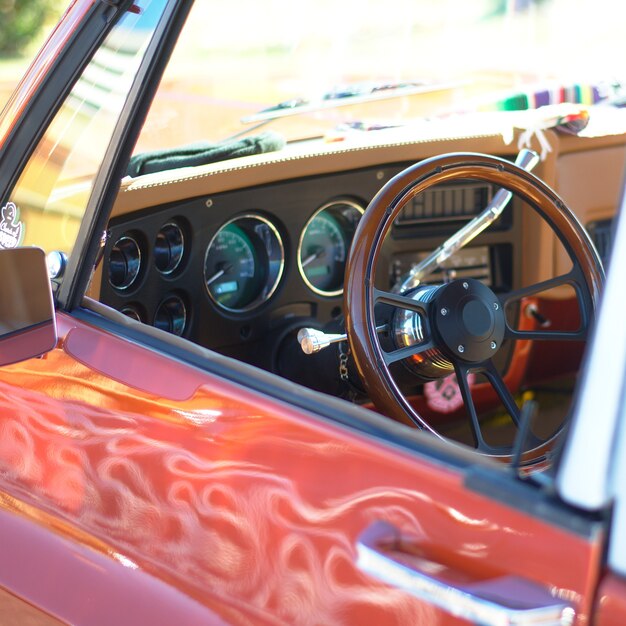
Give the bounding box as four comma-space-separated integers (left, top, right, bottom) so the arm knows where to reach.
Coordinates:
135, 0, 626, 154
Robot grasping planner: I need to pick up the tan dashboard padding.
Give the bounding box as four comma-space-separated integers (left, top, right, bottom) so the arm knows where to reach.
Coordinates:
89, 123, 626, 302
555, 144, 626, 276
112, 130, 523, 217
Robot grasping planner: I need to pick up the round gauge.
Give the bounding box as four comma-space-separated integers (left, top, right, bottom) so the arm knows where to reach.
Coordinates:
298, 199, 364, 296
120, 305, 144, 322
204, 215, 284, 313
109, 235, 142, 290
154, 221, 185, 275
154, 295, 187, 336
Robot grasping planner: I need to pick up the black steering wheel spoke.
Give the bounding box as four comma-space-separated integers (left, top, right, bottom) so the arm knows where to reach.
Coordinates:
382, 338, 436, 366
482, 359, 521, 427
345, 152, 603, 465
456, 359, 545, 454
504, 326, 587, 342
454, 363, 489, 451
373, 287, 429, 315
499, 270, 579, 308
484, 360, 546, 451
501, 266, 591, 342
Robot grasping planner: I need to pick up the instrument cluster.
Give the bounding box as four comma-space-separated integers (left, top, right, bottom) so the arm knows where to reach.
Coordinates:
100, 163, 518, 368
102, 195, 367, 345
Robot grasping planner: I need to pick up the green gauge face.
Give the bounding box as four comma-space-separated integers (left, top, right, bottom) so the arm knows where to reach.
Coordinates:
298, 201, 363, 296
204, 216, 284, 313
204, 223, 262, 310
299, 212, 346, 294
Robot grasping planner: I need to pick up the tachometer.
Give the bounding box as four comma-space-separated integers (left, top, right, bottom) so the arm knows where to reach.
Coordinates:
298, 200, 364, 296
204, 215, 284, 313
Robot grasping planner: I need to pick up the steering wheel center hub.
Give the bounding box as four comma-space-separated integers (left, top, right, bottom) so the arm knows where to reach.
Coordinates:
434, 278, 505, 363
462, 299, 492, 338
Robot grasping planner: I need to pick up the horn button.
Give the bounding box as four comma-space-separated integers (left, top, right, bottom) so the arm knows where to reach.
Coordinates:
433, 278, 505, 363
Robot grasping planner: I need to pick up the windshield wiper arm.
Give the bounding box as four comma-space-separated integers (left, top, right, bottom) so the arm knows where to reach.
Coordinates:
240, 80, 466, 124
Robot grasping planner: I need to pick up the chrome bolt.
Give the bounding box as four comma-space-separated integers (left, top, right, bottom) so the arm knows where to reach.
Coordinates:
491, 341, 497, 349
440, 308, 448, 316
205, 198, 213, 208
457, 345, 465, 353
462, 281, 469, 289
493, 302, 499, 311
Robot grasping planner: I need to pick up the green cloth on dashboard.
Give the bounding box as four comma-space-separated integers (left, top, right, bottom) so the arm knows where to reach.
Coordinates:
127, 131, 286, 177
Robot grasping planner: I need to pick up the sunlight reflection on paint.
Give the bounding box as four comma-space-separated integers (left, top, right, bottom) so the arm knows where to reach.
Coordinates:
0, 339, 583, 624
173, 408, 221, 424
446, 507, 492, 527
0, 375, 441, 622
111, 552, 139, 570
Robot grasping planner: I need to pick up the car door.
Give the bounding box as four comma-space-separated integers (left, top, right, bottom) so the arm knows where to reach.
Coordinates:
0, 1, 620, 624
0, 304, 611, 625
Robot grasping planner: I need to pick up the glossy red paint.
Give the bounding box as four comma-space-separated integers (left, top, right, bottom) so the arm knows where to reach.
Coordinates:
0, 320, 56, 367
0, 0, 96, 148
0, 504, 241, 625
595, 574, 626, 626
0, 312, 605, 624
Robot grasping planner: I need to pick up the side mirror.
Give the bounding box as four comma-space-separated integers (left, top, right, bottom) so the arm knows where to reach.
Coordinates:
0, 247, 57, 366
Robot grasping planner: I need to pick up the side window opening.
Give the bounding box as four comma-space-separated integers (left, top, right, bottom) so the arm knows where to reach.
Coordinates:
5, 0, 167, 261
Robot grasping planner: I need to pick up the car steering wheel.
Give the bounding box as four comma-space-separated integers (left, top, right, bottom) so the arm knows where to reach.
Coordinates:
344, 153, 604, 463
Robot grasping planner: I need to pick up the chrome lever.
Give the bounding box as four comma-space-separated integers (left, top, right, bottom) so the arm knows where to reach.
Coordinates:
297, 328, 348, 355
356, 521, 575, 626
298, 325, 387, 355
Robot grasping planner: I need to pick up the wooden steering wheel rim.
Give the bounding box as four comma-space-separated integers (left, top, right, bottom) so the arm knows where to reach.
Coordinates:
344, 152, 604, 460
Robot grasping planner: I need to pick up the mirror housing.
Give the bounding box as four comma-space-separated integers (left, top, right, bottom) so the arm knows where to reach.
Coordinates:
0, 247, 57, 366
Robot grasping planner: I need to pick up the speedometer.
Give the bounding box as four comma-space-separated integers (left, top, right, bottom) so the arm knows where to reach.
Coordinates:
204, 215, 284, 313
298, 200, 364, 296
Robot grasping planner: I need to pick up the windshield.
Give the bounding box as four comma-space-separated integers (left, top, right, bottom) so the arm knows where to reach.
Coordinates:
135, 0, 626, 153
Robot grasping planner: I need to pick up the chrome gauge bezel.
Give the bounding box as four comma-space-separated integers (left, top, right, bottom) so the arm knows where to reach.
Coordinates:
154, 294, 187, 336
108, 234, 142, 291
204, 213, 285, 314
154, 221, 185, 276
120, 305, 144, 322
297, 199, 364, 297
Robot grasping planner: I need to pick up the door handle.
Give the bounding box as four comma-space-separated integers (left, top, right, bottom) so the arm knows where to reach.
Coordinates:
356, 521, 575, 626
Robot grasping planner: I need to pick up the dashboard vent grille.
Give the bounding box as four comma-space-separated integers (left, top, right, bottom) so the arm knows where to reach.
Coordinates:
587, 219, 613, 265
395, 182, 492, 225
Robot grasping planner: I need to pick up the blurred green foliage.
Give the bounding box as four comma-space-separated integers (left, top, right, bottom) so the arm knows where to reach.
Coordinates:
0, 0, 62, 56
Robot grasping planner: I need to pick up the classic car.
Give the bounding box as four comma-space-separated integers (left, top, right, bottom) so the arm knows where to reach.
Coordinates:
1, 0, 626, 623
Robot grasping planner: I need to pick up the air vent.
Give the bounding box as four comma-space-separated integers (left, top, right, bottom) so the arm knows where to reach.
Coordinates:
395, 182, 493, 226
391, 246, 493, 287
587, 219, 613, 266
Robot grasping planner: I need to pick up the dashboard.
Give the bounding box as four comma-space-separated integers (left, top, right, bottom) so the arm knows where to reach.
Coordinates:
100, 161, 523, 377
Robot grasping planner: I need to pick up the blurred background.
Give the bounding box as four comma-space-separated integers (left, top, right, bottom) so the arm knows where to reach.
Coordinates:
3, 0, 626, 127
0, 0, 65, 108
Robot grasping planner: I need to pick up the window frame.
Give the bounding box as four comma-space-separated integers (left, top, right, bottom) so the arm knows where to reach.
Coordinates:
0, 1, 136, 207
57, 0, 195, 310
